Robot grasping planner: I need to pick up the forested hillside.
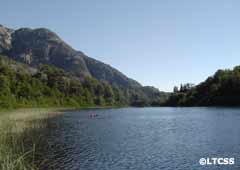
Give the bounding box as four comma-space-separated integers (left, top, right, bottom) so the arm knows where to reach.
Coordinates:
0, 55, 127, 108
0, 55, 168, 108
165, 66, 240, 106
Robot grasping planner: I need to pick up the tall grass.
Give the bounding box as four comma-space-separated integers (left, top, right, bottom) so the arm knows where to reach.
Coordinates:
0, 108, 62, 170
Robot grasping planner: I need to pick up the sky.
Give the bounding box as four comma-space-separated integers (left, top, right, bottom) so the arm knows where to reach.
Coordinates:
1, 0, 240, 92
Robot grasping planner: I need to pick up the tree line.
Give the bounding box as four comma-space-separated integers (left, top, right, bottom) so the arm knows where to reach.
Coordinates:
0, 55, 166, 108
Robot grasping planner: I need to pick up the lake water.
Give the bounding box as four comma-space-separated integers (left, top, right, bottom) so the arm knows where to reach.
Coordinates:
39, 107, 240, 170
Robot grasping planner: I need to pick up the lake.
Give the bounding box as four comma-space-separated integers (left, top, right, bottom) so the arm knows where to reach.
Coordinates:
39, 107, 240, 170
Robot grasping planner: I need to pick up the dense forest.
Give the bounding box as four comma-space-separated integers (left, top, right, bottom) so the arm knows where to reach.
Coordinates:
165, 66, 240, 106
0, 55, 168, 108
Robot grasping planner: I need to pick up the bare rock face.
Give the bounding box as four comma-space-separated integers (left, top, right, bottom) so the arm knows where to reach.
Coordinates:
0, 25, 141, 88
0, 25, 12, 53
9, 27, 91, 77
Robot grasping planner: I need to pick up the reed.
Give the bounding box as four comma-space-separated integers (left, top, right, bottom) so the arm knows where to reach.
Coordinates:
0, 108, 62, 170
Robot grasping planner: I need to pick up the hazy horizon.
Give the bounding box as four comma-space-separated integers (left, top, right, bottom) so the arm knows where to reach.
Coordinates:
1, 0, 240, 92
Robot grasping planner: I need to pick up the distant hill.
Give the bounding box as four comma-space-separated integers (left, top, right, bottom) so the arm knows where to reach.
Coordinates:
0, 24, 168, 107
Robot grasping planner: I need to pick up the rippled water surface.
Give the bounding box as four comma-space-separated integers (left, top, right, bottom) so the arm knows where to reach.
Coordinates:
40, 107, 240, 170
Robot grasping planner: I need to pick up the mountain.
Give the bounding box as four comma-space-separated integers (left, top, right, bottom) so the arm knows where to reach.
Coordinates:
1, 25, 140, 88
165, 66, 240, 106
0, 24, 167, 107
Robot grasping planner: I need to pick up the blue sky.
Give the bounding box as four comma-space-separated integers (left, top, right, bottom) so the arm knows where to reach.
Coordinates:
1, 0, 240, 91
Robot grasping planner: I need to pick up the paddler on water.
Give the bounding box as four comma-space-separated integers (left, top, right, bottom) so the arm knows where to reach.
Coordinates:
90, 113, 98, 118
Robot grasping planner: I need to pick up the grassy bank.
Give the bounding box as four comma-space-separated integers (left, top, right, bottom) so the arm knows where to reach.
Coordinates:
0, 108, 63, 170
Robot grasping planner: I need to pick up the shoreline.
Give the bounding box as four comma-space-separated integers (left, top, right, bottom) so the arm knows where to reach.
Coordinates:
0, 106, 125, 170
